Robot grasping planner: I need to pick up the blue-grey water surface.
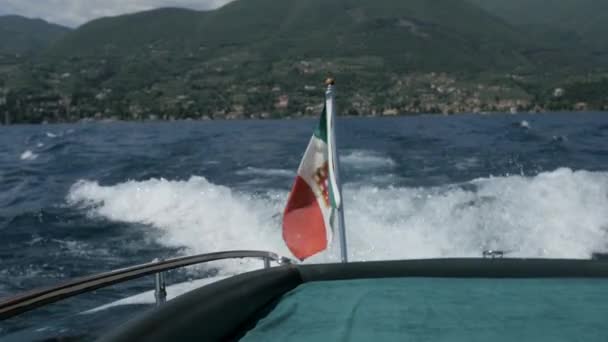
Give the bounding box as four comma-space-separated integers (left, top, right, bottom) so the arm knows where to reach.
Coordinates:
1, 113, 608, 340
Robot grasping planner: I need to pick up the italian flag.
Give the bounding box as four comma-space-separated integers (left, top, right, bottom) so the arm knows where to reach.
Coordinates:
283, 89, 342, 261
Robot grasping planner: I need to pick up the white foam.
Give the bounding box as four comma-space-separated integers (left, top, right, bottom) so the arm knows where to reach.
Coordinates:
236, 167, 295, 178
341, 150, 396, 169
20, 150, 38, 161
45, 130, 74, 139
67, 176, 290, 274
345, 168, 608, 260
67, 168, 608, 272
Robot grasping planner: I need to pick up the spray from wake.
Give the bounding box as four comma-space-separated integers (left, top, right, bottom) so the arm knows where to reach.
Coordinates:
345, 168, 608, 260
67, 168, 608, 273
67, 177, 288, 257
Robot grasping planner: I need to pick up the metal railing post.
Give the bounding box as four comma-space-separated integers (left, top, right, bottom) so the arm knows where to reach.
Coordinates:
155, 271, 167, 306
154, 272, 167, 306
263, 257, 271, 269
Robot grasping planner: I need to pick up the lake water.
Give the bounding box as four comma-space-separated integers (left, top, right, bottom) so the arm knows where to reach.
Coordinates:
1, 113, 608, 338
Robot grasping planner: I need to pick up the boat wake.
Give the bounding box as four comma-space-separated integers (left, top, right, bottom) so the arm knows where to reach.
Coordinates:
67, 168, 608, 271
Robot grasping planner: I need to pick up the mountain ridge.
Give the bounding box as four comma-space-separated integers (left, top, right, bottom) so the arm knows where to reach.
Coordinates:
1, 0, 607, 124
48, 0, 531, 72
0, 15, 71, 54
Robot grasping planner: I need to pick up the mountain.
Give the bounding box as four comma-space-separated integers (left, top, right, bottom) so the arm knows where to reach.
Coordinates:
468, 0, 608, 55
49, 0, 531, 72
0, 15, 71, 54
2, 0, 608, 123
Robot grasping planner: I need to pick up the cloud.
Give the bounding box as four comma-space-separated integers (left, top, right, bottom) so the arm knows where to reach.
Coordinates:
0, 0, 234, 27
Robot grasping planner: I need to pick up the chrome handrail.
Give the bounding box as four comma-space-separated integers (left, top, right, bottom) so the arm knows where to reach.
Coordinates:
0, 250, 293, 320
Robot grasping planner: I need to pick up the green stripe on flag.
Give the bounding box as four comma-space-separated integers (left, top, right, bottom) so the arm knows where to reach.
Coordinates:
313, 105, 328, 143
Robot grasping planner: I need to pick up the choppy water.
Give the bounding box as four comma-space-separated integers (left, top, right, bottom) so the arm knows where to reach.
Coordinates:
2, 113, 608, 339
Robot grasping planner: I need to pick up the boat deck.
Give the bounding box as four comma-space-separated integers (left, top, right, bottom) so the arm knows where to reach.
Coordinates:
242, 278, 608, 341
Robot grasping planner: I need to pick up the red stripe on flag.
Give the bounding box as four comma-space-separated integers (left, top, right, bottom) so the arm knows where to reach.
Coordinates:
283, 176, 328, 260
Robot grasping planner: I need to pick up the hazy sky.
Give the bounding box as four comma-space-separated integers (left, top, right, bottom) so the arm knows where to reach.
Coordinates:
0, 0, 234, 27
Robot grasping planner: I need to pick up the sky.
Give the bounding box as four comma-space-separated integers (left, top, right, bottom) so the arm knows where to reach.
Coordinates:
0, 0, 234, 27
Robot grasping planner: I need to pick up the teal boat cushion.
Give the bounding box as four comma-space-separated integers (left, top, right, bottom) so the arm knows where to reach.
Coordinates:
241, 278, 608, 342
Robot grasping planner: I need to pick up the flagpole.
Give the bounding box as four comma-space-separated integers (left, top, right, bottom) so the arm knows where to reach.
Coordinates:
325, 78, 348, 263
